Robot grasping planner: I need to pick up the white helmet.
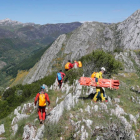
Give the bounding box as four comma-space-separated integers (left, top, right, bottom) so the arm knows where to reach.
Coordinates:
101, 67, 105, 71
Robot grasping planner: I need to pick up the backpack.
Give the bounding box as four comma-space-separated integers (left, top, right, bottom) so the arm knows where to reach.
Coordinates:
65, 62, 70, 70
39, 92, 46, 107
78, 61, 82, 67
57, 72, 62, 80
91, 72, 96, 78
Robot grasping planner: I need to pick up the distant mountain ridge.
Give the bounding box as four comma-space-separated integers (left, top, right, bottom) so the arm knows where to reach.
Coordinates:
0, 18, 82, 42
0, 19, 82, 87
0, 20, 82, 67
0, 18, 35, 26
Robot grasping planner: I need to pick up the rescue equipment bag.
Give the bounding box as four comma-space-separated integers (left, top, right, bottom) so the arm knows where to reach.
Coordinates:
65, 62, 70, 69
57, 72, 62, 80
79, 77, 119, 90
39, 92, 46, 107
91, 72, 96, 78
78, 61, 82, 67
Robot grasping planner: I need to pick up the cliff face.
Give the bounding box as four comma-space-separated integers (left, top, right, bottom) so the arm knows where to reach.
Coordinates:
117, 9, 140, 50
23, 34, 67, 84
23, 10, 140, 84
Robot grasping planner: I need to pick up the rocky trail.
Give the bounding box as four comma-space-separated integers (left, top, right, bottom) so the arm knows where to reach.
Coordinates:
0, 77, 140, 140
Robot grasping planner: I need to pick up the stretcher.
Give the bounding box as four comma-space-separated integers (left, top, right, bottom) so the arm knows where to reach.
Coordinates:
79, 77, 119, 89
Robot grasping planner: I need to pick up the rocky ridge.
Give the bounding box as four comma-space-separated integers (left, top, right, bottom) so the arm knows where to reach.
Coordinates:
117, 9, 140, 50
22, 10, 140, 84
0, 18, 35, 26
1, 77, 140, 139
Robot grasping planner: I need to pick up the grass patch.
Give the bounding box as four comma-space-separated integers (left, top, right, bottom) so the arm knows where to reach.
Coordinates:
80, 49, 123, 77
64, 68, 83, 85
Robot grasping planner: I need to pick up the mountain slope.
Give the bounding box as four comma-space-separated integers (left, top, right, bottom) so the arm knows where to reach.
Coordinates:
0, 20, 82, 67
22, 10, 140, 84
117, 9, 140, 50
1, 72, 140, 139
0, 20, 82, 88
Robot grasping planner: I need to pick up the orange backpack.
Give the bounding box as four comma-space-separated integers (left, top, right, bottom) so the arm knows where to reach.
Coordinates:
39, 92, 46, 107
91, 72, 96, 78
65, 62, 70, 70
78, 61, 82, 67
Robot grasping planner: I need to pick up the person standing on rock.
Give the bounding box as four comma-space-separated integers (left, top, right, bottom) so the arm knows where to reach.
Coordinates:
57, 70, 66, 89
93, 67, 107, 102
73, 60, 79, 69
65, 60, 73, 71
34, 86, 50, 124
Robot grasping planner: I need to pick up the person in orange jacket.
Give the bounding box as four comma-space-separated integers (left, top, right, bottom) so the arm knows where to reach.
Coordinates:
57, 70, 66, 89
34, 86, 50, 124
65, 60, 73, 71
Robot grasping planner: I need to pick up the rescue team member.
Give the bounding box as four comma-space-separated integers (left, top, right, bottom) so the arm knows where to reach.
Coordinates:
57, 70, 66, 89
34, 86, 50, 124
65, 60, 73, 71
73, 60, 79, 68
93, 67, 107, 102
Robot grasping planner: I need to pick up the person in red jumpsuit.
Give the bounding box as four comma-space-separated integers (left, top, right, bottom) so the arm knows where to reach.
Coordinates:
34, 86, 50, 124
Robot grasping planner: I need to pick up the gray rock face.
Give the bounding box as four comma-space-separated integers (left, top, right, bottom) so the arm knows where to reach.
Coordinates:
129, 114, 137, 125
80, 125, 88, 140
12, 124, 18, 135
83, 119, 93, 129
34, 124, 44, 140
93, 105, 98, 112
85, 105, 91, 114
117, 9, 140, 50
22, 124, 36, 140
114, 98, 120, 103
0, 124, 5, 135
11, 102, 35, 125
111, 104, 127, 117
115, 51, 136, 72
23, 34, 66, 84
22, 10, 140, 84
47, 80, 82, 123
48, 92, 78, 123
64, 22, 115, 61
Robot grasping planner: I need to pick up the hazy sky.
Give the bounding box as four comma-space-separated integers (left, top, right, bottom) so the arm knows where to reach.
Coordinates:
0, 0, 139, 24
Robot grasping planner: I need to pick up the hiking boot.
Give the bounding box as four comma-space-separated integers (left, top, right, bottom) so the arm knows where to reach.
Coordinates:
102, 100, 108, 103
93, 100, 97, 103
42, 120, 45, 124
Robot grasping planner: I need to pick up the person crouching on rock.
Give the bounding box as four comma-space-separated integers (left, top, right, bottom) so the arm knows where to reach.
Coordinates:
57, 70, 66, 89
34, 86, 50, 124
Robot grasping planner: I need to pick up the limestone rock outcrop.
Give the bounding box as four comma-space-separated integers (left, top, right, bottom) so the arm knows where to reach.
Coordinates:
0, 124, 5, 135
23, 10, 140, 84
